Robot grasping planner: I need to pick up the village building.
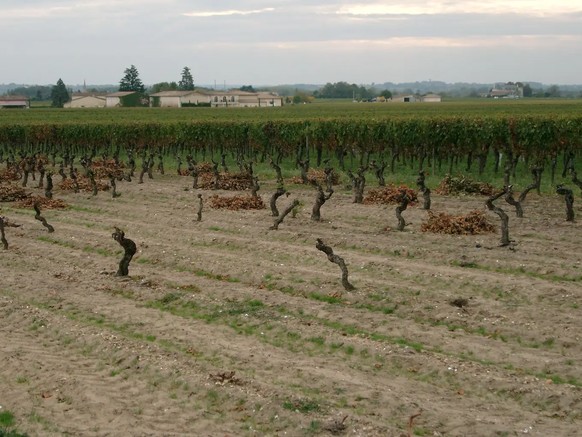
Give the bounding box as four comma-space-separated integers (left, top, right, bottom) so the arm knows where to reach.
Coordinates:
149, 90, 212, 107
486, 83, 523, 99
105, 91, 139, 107
65, 93, 107, 108
207, 90, 283, 108
150, 89, 283, 108
0, 95, 30, 109
391, 94, 419, 103
421, 93, 442, 103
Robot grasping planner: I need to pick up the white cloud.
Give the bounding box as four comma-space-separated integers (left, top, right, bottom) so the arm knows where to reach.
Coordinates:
0, 0, 581, 84
183, 8, 275, 18
188, 33, 582, 51
337, 1, 582, 16
2, 6, 72, 18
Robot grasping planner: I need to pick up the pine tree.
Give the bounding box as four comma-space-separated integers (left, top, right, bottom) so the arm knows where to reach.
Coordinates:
51, 78, 70, 108
178, 67, 194, 91
119, 65, 145, 93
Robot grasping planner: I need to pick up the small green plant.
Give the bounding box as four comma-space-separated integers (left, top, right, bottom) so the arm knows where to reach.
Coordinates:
308, 336, 325, 346
282, 398, 320, 414
158, 292, 185, 305
307, 420, 321, 434
291, 200, 304, 218
287, 331, 301, 341
206, 389, 220, 406
0, 410, 15, 427
308, 292, 342, 304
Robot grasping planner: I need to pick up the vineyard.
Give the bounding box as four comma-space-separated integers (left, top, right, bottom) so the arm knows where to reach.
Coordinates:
0, 101, 581, 436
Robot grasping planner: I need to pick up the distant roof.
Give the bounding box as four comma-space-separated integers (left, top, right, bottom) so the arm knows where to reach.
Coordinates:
106, 91, 137, 97
489, 89, 515, 96
257, 92, 281, 98
208, 90, 260, 96
71, 92, 107, 98
149, 90, 208, 97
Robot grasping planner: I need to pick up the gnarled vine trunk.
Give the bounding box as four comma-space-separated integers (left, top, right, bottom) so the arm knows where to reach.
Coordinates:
270, 186, 287, 217
34, 202, 54, 233
112, 227, 137, 276
251, 176, 260, 198
416, 170, 431, 210
395, 191, 410, 231
109, 175, 120, 198
315, 238, 355, 291
44, 172, 53, 199
556, 185, 575, 222
348, 166, 366, 204
298, 159, 310, 184
486, 187, 511, 246
0, 216, 8, 249
196, 194, 203, 222
0, 216, 21, 250
269, 156, 283, 186
311, 183, 333, 221
270, 199, 299, 230
369, 159, 387, 187
504, 185, 523, 218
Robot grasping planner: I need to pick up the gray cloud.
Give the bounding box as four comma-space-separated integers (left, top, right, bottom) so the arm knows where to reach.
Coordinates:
1, 1, 581, 85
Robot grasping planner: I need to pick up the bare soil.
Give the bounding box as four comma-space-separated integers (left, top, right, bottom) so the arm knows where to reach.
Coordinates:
1, 174, 581, 436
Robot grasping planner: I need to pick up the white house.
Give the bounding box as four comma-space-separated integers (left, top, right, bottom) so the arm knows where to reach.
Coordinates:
149, 90, 212, 107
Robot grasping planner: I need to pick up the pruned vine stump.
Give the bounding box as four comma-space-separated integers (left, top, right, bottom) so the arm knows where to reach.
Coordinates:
556, 185, 575, 222
486, 187, 511, 246
112, 227, 137, 276
315, 238, 355, 291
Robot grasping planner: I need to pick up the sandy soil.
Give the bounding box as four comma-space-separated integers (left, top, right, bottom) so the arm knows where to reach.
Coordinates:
1, 173, 581, 437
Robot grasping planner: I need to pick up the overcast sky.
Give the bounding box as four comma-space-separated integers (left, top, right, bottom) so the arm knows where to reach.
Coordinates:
1, 0, 581, 87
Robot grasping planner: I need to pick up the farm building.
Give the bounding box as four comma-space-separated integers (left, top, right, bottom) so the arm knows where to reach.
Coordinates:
391, 94, 419, 103
421, 93, 442, 103
486, 83, 523, 99
0, 95, 30, 109
65, 93, 107, 108
257, 92, 283, 107
150, 90, 283, 108
209, 91, 283, 108
105, 91, 139, 107
149, 90, 212, 107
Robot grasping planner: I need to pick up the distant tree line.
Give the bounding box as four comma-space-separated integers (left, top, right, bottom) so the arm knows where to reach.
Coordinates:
313, 81, 380, 100
3, 65, 582, 108
5, 85, 52, 101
